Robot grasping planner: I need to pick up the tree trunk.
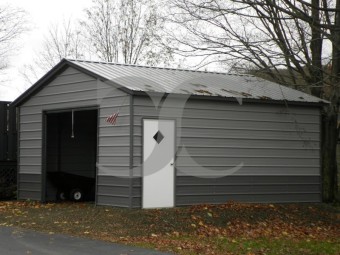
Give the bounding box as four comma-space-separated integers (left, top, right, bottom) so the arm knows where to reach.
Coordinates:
310, 0, 323, 97
321, 0, 340, 202
321, 104, 339, 202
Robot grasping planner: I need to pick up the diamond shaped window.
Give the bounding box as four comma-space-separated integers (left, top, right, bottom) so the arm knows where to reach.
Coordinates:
153, 131, 164, 144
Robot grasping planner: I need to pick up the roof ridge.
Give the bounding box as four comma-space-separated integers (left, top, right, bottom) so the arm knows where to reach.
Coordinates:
66, 58, 254, 77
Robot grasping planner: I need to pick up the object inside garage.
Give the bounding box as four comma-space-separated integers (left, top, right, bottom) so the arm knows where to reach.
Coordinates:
45, 109, 97, 202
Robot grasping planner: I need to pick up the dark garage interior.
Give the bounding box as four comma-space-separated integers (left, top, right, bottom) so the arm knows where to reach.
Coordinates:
45, 109, 97, 202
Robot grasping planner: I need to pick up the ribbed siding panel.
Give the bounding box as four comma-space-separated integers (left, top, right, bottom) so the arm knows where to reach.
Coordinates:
18, 67, 131, 206
96, 176, 131, 207
132, 96, 321, 206
131, 175, 321, 207
17, 173, 41, 200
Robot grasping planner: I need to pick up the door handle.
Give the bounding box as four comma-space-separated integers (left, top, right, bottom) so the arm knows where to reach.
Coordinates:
170, 162, 174, 166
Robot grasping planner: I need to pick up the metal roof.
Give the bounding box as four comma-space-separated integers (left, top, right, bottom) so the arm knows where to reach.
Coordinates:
11, 58, 328, 107
68, 59, 326, 104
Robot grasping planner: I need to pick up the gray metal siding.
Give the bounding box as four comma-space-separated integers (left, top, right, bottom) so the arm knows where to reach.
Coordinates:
132, 176, 320, 207
132, 96, 321, 207
175, 176, 320, 205
17, 173, 41, 200
96, 176, 131, 207
18, 67, 131, 207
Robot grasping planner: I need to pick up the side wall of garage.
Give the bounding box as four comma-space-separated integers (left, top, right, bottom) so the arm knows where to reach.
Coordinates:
131, 96, 321, 207
18, 67, 132, 207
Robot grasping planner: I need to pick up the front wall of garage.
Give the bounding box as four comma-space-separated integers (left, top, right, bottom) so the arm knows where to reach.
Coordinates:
131, 96, 321, 207
18, 67, 131, 206
17, 66, 322, 208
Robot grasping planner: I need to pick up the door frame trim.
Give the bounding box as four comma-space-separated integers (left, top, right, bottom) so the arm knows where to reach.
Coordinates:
42, 106, 99, 203
141, 117, 177, 208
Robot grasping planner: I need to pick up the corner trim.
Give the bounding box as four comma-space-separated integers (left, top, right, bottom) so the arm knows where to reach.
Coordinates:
129, 95, 134, 208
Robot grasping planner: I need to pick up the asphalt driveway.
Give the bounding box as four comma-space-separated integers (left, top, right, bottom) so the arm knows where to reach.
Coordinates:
0, 226, 171, 255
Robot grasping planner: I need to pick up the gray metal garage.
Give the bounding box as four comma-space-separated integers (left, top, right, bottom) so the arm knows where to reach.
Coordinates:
12, 59, 325, 208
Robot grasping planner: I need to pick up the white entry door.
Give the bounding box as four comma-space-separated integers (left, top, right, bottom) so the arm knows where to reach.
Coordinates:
143, 119, 175, 209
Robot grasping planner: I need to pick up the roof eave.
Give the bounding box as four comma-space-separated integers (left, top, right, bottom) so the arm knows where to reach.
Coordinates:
131, 90, 327, 107
11, 59, 69, 107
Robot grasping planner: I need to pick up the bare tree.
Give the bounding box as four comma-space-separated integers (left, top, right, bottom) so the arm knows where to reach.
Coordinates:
0, 4, 27, 72
81, 0, 173, 65
20, 17, 87, 85
167, 0, 340, 201
38, 18, 86, 70
19, 63, 43, 88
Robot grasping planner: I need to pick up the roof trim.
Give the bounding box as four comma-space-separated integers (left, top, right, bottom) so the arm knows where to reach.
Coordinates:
132, 91, 325, 107
11, 59, 68, 107
11, 59, 133, 107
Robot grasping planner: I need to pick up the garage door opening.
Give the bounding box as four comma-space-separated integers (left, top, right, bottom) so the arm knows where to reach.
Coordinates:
44, 109, 97, 202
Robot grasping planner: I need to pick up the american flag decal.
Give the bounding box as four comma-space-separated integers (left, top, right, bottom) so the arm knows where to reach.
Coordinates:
106, 112, 119, 125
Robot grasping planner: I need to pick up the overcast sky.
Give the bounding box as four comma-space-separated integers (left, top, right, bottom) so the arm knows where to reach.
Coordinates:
0, 0, 93, 101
